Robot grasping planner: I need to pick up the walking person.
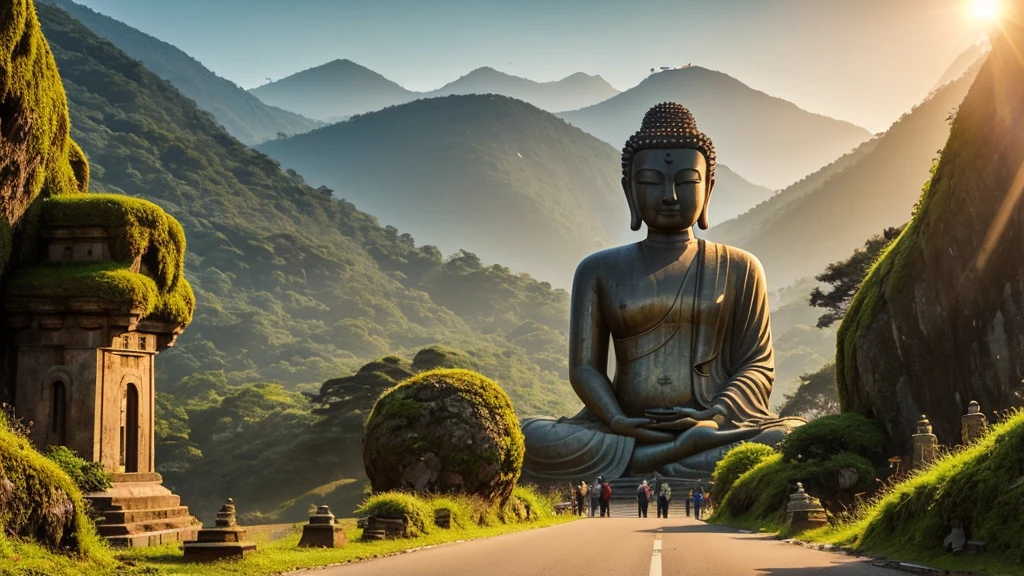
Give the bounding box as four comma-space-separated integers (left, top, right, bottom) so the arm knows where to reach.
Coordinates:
693, 488, 704, 520
599, 476, 612, 517
574, 481, 585, 516
685, 489, 692, 517
657, 482, 672, 518
577, 480, 588, 517
636, 480, 651, 518
589, 477, 600, 517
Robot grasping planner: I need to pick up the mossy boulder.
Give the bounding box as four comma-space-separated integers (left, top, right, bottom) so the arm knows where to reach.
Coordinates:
363, 368, 524, 504
836, 11, 1024, 448
0, 415, 98, 554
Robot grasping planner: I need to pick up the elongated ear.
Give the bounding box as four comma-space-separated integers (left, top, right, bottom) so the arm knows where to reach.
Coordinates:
698, 177, 715, 230
623, 176, 641, 231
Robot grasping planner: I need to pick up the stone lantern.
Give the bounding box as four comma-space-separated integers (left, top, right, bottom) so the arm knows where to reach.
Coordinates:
911, 414, 939, 469
961, 401, 988, 444
785, 482, 828, 531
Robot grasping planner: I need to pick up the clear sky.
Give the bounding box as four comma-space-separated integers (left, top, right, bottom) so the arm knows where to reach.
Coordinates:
71, 0, 992, 133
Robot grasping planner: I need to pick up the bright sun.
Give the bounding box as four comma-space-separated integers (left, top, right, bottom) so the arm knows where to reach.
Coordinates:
972, 0, 1001, 20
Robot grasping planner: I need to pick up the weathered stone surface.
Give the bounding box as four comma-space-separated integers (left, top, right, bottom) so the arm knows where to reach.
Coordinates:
837, 12, 1024, 452
363, 369, 524, 503
183, 499, 257, 562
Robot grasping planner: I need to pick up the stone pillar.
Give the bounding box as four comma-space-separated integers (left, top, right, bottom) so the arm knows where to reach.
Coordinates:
299, 505, 347, 548
785, 482, 828, 531
961, 401, 988, 445
911, 414, 939, 469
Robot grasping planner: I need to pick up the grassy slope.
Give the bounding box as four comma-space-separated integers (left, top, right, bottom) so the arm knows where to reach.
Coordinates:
40, 0, 321, 145
806, 411, 1024, 574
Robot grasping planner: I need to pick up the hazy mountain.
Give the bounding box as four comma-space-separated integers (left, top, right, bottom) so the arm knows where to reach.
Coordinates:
40, 0, 321, 145
249, 59, 418, 121
705, 165, 773, 225
259, 94, 627, 288
558, 66, 872, 190
423, 67, 620, 112
930, 41, 990, 93
706, 61, 981, 291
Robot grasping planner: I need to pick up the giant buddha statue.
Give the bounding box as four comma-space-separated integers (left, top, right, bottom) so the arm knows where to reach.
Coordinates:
522, 102, 803, 481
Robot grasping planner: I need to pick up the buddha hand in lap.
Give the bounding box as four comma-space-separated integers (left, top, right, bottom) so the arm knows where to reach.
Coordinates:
521, 102, 804, 481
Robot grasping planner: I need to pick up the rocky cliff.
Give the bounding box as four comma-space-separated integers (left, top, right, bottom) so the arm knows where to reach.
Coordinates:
837, 11, 1024, 450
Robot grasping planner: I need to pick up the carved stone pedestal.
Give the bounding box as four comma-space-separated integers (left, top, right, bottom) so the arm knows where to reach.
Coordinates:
911, 415, 939, 469
183, 499, 256, 562
298, 505, 347, 548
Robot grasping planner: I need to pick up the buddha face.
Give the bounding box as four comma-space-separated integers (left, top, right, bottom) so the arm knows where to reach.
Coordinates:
625, 149, 715, 233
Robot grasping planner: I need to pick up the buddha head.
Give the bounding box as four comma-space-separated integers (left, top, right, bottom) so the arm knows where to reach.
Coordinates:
621, 102, 717, 232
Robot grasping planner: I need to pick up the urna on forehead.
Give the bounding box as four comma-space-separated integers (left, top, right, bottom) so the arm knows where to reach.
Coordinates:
621, 102, 717, 179
630, 149, 707, 172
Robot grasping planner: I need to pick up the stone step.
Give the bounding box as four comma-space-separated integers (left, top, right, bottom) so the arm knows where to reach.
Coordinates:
98, 506, 191, 524
106, 527, 195, 549
96, 515, 195, 537
88, 493, 182, 512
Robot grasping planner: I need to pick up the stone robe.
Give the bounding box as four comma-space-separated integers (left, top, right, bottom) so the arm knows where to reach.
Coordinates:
522, 240, 800, 481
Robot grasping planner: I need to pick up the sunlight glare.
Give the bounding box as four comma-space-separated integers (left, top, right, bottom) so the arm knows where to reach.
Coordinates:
972, 0, 1001, 21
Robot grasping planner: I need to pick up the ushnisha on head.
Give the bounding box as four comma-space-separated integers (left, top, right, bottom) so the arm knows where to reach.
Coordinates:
621, 102, 717, 232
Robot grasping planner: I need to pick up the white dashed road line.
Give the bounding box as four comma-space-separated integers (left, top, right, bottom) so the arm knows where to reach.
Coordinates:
650, 529, 663, 576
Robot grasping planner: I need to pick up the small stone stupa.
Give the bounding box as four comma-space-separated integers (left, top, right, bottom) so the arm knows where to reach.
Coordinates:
183, 499, 256, 562
785, 482, 828, 531
911, 414, 939, 469
298, 505, 347, 548
961, 401, 988, 445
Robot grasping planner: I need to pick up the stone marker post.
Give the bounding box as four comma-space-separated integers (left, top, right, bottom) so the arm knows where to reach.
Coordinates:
183, 498, 257, 562
961, 401, 988, 445
299, 505, 347, 548
911, 414, 939, 469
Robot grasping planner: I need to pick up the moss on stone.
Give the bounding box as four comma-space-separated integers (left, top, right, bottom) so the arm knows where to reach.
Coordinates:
7, 261, 194, 325
835, 161, 937, 413
41, 194, 187, 293
0, 412, 113, 562
363, 369, 525, 504
354, 492, 435, 537
0, 0, 86, 208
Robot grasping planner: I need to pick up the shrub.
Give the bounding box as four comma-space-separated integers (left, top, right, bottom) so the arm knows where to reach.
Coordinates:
45, 446, 112, 494
719, 453, 793, 527
712, 443, 778, 502
505, 485, 549, 522
355, 492, 434, 537
781, 413, 886, 464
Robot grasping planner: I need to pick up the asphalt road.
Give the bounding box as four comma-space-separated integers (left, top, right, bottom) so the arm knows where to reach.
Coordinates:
301, 516, 905, 576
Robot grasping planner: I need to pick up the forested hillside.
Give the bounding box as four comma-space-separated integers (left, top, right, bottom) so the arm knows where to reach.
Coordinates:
41, 0, 321, 145
37, 1, 580, 518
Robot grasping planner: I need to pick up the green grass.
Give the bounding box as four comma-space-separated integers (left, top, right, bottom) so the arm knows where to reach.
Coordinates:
713, 412, 1024, 574
113, 514, 576, 576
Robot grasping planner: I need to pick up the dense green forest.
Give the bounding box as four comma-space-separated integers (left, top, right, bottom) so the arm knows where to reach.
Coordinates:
37, 1, 579, 518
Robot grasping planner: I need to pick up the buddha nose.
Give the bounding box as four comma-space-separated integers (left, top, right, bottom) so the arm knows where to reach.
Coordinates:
663, 182, 678, 205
